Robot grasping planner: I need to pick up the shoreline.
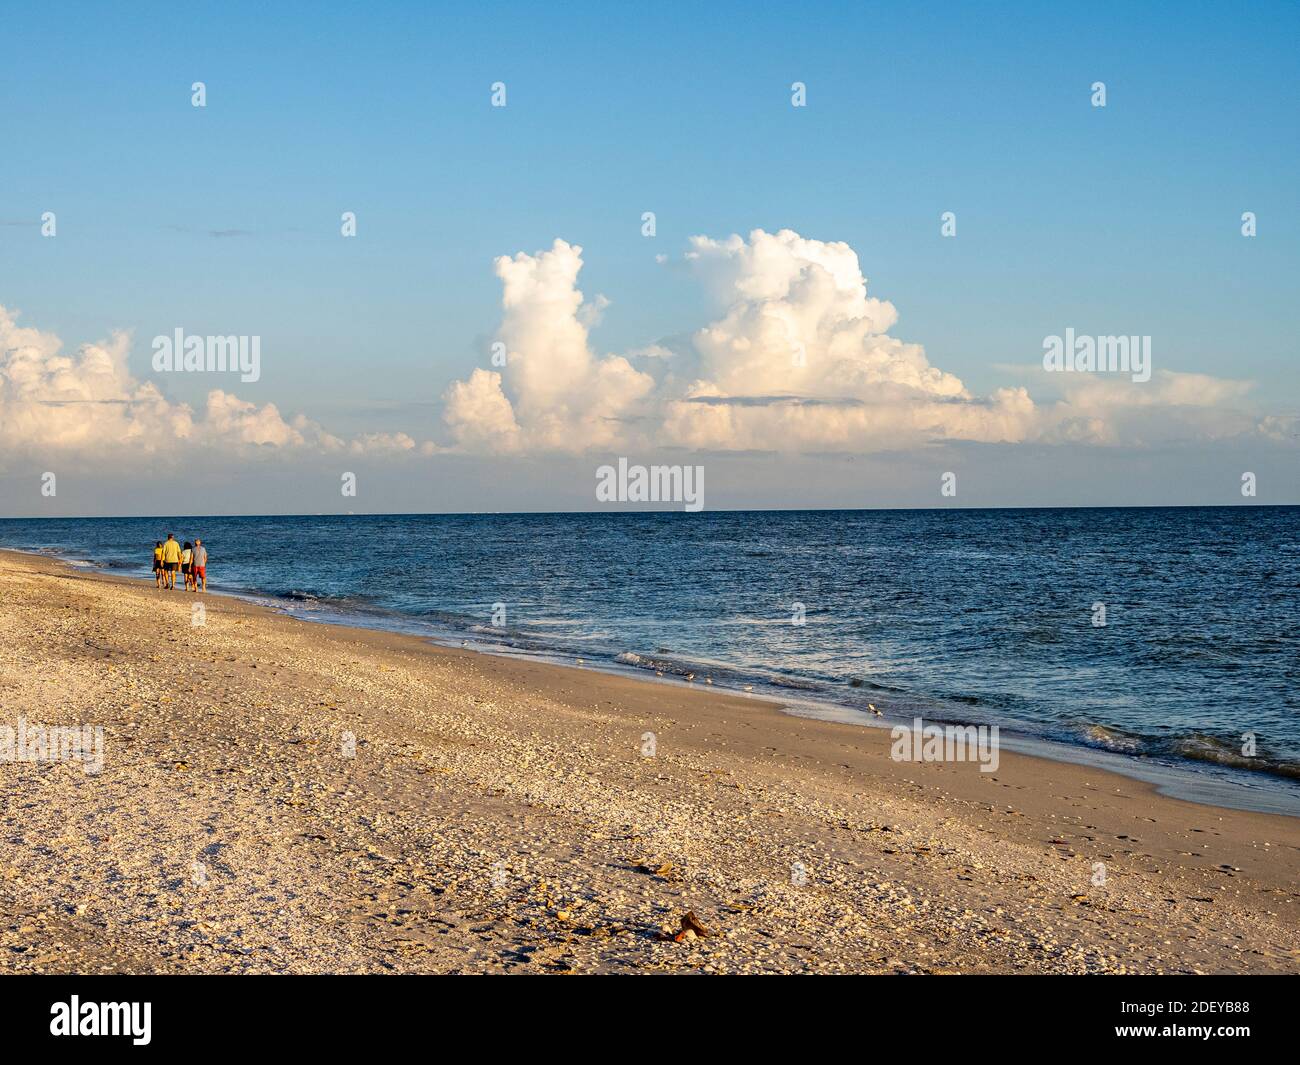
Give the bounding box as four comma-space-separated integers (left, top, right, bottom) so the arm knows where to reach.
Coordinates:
2, 548, 1298, 973
8, 544, 1300, 818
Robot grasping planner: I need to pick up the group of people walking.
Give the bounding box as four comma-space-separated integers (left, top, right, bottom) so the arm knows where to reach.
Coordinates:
153, 533, 207, 591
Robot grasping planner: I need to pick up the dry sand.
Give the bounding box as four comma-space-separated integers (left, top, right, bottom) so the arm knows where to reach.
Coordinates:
1, 549, 1297, 974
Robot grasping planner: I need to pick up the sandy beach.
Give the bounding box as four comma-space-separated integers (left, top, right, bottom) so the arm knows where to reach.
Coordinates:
1, 549, 1297, 975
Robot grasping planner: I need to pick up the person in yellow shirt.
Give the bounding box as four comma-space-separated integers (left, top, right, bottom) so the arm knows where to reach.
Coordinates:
160, 533, 182, 589
152, 541, 164, 589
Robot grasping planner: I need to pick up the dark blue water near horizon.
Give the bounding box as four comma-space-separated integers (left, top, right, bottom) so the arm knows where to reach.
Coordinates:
3, 507, 1298, 803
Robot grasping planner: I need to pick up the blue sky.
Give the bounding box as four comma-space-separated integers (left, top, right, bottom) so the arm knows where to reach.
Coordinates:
1, 1, 1297, 513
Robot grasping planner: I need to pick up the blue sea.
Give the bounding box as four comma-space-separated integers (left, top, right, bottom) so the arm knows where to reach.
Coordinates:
3, 507, 1298, 813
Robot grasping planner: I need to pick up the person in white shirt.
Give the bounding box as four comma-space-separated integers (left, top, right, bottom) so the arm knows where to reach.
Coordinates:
192, 540, 208, 592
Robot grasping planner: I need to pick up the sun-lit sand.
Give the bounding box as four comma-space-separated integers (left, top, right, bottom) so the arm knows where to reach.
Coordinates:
1, 550, 1296, 974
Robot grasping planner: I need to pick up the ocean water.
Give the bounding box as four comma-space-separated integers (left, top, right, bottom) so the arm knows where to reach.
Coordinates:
3, 507, 1298, 809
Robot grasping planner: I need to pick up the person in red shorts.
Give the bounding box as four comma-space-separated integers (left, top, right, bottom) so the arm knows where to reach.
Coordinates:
192, 539, 208, 592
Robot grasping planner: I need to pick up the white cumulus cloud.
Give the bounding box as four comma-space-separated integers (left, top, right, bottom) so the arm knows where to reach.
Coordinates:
443, 228, 1277, 455
0, 304, 423, 468
443, 240, 654, 453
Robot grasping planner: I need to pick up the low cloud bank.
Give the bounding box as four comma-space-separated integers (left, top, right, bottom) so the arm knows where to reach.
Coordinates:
3, 228, 1289, 480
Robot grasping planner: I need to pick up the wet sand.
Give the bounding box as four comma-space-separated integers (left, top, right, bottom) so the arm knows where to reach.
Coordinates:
1, 550, 1297, 973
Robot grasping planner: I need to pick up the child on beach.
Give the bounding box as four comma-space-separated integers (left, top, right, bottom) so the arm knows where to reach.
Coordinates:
181, 542, 194, 591
153, 542, 164, 588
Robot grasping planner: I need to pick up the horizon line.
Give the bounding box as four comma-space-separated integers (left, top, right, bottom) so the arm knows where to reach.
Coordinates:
1, 501, 1297, 522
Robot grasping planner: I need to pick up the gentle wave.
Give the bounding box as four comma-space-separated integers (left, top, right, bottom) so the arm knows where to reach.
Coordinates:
1073, 723, 1300, 782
